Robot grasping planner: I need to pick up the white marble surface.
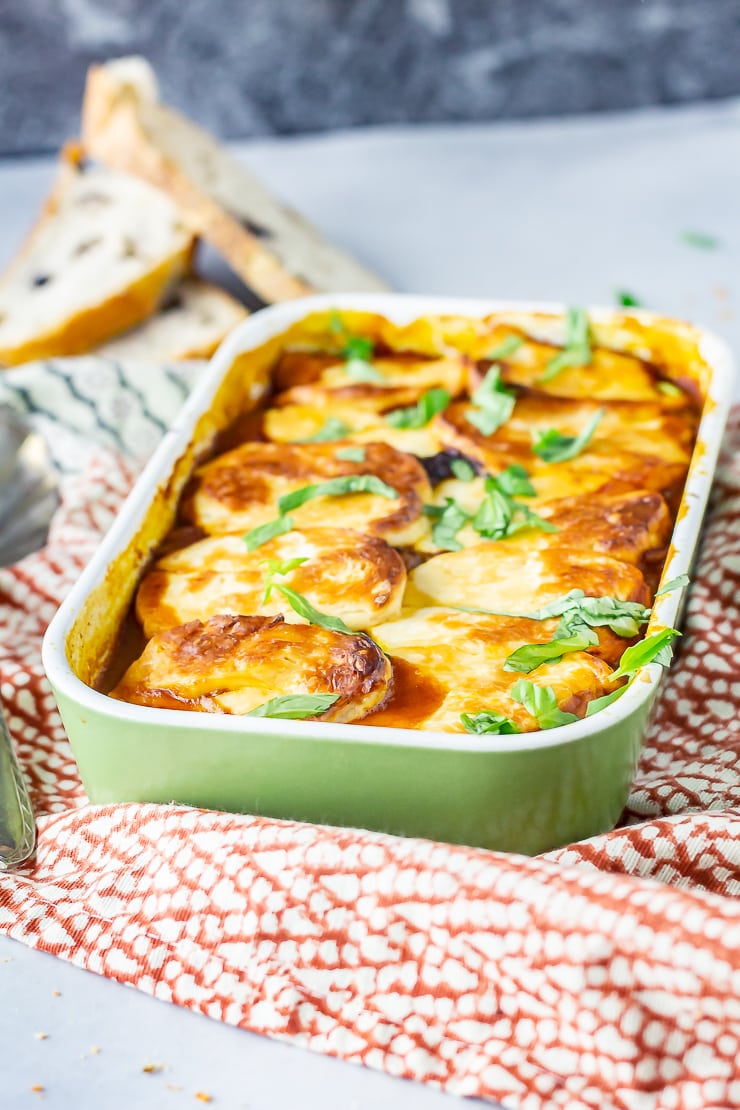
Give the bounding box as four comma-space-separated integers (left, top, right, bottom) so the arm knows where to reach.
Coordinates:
1, 100, 738, 1109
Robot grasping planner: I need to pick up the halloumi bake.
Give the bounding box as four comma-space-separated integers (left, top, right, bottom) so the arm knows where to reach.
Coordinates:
108, 308, 701, 736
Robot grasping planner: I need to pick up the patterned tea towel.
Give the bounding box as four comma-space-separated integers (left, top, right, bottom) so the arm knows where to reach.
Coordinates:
0, 358, 738, 1110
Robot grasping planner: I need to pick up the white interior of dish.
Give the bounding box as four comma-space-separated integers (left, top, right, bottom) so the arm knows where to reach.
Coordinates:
42, 294, 737, 754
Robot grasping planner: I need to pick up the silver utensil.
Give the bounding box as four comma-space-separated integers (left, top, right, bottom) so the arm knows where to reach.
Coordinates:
0, 405, 58, 869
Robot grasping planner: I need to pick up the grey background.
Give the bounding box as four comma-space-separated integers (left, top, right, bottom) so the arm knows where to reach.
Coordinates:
1, 0, 740, 156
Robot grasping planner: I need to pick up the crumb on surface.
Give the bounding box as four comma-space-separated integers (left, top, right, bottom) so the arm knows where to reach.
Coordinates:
166, 1083, 183, 1092
195, 1094, 213, 1103
30, 1085, 44, 1094
52, 990, 61, 997
33, 1032, 48, 1040
90, 1045, 101, 1055
142, 1062, 165, 1074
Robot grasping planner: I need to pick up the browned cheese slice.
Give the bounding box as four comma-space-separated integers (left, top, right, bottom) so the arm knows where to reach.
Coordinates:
367, 608, 614, 732
436, 394, 696, 503
110, 613, 391, 720
467, 324, 693, 405
184, 440, 432, 546
136, 528, 406, 638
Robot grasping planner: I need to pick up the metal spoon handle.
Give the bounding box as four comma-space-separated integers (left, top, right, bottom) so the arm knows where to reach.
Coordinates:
0, 701, 36, 869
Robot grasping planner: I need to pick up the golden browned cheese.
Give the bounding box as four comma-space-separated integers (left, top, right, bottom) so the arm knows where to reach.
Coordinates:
184, 440, 432, 546
136, 528, 406, 638
273, 351, 468, 405
263, 401, 445, 458
468, 325, 690, 404
368, 608, 614, 732
436, 394, 696, 501
110, 614, 392, 720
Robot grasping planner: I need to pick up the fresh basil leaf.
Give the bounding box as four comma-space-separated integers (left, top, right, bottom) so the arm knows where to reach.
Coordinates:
278, 474, 399, 515
466, 366, 516, 436
504, 629, 599, 674
541, 307, 592, 382
345, 357, 385, 382
460, 711, 521, 735
655, 574, 690, 597
495, 464, 536, 498
585, 685, 629, 717
681, 230, 719, 251
610, 628, 681, 682
244, 515, 296, 552
657, 381, 684, 398
485, 336, 524, 361
532, 409, 605, 463
508, 504, 558, 536
343, 334, 374, 362
473, 484, 512, 539
336, 446, 367, 462
261, 556, 309, 602
274, 584, 353, 634
521, 590, 651, 638
449, 458, 477, 482
509, 679, 579, 729
304, 417, 352, 442
385, 388, 451, 429
430, 498, 471, 551
616, 290, 643, 307
329, 310, 345, 335
247, 693, 339, 719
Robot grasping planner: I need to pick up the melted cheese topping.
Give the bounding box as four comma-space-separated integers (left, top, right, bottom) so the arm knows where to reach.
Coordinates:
369, 608, 613, 732
113, 312, 699, 731
185, 440, 432, 546
111, 614, 392, 720
136, 529, 406, 637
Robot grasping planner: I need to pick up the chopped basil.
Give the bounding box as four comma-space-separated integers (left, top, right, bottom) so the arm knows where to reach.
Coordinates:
494, 464, 536, 498
610, 628, 680, 682
466, 365, 516, 436
336, 445, 367, 462
385, 388, 451, 429
519, 589, 651, 639
427, 497, 471, 551
473, 475, 555, 541
244, 515, 296, 552
504, 629, 599, 674
657, 380, 684, 398
449, 458, 476, 482
273, 583, 353, 634
345, 357, 385, 383
247, 693, 339, 719
460, 711, 521, 735
343, 334, 374, 362
541, 307, 592, 382
304, 417, 352, 442
278, 474, 399, 515
328, 310, 345, 335
585, 685, 629, 717
485, 336, 524, 361
655, 574, 690, 597
532, 409, 605, 463
616, 290, 643, 307
681, 231, 719, 251
261, 556, 309, 602
509, 679, 578, 729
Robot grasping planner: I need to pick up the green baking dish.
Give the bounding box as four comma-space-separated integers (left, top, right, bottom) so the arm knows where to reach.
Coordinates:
42, 295, 735, 854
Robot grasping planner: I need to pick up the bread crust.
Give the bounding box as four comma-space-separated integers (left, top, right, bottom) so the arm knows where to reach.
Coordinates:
81, 58, 389, 303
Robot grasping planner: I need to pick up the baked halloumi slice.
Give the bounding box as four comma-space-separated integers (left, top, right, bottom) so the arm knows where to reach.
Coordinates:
184, 440, 432, 546
368, 608, 613, 733
273, 351, 468, 403
419, 478, 671, 564
111, 613, 391, 720
467, 324, 693, 405
136, 528, 406, 638
437, 395, 695, 501
406, 537, 650, 614
263, 401, 445, 458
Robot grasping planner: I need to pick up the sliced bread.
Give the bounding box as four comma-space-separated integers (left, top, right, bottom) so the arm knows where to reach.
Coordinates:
0, 145, 195, 367
82, 57, 389, 303
95, 279, 248, 361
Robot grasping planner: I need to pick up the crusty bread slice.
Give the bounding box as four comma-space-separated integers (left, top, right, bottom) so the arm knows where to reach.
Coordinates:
96, 279, 248, 361
0, 145, 195, 367
82, 57, 389, 303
